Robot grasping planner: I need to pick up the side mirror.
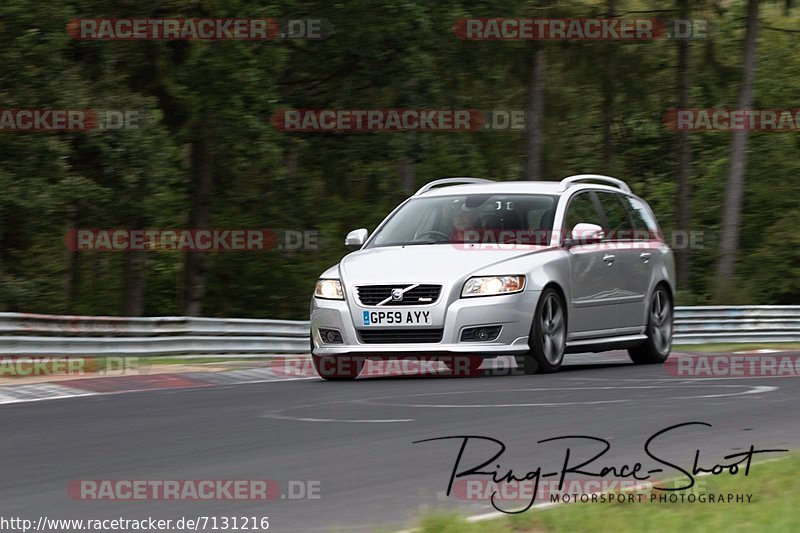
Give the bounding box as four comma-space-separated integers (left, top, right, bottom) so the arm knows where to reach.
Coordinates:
345, 228, 369, 250
565, 223, 605, 247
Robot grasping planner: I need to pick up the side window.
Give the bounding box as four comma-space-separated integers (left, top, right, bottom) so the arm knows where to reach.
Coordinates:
625, 196, 661, 240
525, 202, 556, 231
596, 192, 635, 241
565, 192, 604, 235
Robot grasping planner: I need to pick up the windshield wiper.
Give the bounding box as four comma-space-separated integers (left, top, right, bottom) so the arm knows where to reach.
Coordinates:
376, 241, 451, 247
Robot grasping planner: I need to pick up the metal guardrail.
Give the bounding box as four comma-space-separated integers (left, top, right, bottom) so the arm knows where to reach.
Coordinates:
0, 313, 311, 355
0, 306, 797, 356
673, 305, 800, 344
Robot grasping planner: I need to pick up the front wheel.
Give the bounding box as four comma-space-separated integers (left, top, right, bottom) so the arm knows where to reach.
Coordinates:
628, 285, 673, 364
312, 354, 364, 380
516, 288, 567, 374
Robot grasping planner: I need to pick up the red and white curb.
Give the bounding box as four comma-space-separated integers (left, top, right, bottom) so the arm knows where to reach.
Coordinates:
0, 366, 311, 406
0, 351, 734, 406
0, 383, 97, 404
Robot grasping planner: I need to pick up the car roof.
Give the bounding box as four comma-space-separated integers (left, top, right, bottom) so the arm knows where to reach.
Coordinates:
416, 180, 629, 198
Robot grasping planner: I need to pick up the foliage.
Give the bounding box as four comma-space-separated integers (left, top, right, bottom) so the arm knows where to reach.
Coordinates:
0, 0, 797, 317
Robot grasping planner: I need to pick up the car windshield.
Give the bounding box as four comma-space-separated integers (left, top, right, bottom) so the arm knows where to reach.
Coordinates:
367, 193, 558, 248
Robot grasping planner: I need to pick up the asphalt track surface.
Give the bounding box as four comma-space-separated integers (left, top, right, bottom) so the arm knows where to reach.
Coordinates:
1, 350, 799, 532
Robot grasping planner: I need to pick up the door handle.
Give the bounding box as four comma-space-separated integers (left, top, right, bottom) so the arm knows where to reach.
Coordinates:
640, 252, 651, 263
602, 254, 616, 265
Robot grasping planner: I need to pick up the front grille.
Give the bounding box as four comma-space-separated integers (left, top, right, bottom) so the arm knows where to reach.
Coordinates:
358, 328, 444, 344
356, 284, 442, 306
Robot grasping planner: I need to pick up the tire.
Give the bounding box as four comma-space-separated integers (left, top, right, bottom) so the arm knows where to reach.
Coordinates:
628, 284, 673, 364
441, 355, 483, 377
516, 287, 567, 374
312, 354, 363, 380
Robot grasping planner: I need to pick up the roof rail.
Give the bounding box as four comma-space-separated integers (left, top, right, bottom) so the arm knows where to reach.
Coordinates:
559, 174, 631, 194
415, 177, 494, 196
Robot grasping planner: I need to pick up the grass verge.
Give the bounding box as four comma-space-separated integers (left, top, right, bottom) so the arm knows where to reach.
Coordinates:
416, 454, 800, 532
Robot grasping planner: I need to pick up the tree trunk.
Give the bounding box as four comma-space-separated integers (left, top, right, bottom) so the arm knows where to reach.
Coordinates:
601, 75, 614, 166
675, 0, 693, 290
122, 175, 149, 315
64, 218, 80, 310
179, 139, 213, 316
400, 155, 415, 195
713, 0, 760, 302
122, 251, 146, 315
524, 47, 546, 181
282, 142, 299, 223
601, 0, 616, 166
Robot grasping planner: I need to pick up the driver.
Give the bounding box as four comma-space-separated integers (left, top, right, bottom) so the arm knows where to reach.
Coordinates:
449, 203, 480, 243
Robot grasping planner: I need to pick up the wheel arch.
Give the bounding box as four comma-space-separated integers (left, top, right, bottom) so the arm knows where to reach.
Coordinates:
541, 282, 568, 329
653, 279, 675, 304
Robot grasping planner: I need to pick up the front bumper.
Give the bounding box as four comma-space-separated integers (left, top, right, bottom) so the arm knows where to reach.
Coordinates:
310, 289, 540, 357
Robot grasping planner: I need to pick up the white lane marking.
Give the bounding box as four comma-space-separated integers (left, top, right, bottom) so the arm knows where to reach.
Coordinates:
358, 385, 777, 409
563, 377, 684, 381
567, 374, 799, 382
263, 413, 414, 423
260, 383, 775, 423
261, 395, 418, 423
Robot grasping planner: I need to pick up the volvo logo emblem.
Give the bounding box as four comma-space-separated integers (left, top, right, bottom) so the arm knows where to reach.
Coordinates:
391, 288, 404, 301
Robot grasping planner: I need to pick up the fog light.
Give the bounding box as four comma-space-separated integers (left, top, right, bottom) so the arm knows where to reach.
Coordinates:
319, 328, 343, 344
460, 325, 502, 342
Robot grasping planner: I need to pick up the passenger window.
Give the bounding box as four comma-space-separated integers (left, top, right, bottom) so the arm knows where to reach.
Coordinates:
596, 192, 636, 241
565, 192, 603, 235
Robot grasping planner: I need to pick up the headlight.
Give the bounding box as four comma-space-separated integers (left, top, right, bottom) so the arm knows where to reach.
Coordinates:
461, 275, 525, 298
314, 279, 344, 300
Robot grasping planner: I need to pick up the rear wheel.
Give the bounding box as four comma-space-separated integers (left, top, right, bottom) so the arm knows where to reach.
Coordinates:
516, 288, 566, 374
442, 355, 483, 376
312, 354, 363, 380
628, 285, 673, 364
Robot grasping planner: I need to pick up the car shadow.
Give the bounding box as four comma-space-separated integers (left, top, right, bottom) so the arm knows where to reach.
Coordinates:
345, 360, 631, 381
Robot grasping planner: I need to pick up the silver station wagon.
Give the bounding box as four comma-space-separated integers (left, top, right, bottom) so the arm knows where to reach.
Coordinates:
310, 175, 675, 380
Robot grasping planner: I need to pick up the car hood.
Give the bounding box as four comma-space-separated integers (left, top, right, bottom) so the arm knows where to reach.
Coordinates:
338, 244, 552, 284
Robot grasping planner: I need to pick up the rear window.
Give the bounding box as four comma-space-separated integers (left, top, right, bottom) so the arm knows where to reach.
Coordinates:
595, 192, 636, 241
624, 196, 662, 240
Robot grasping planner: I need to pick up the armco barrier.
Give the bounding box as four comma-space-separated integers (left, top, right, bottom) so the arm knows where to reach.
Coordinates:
672, 305, 800, 344
0, 306, 797, 356
0, 314, 310, 355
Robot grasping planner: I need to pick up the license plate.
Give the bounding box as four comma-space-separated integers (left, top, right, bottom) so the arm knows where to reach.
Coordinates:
362, 309, 432, 326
